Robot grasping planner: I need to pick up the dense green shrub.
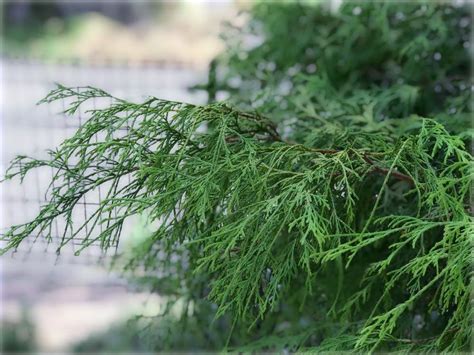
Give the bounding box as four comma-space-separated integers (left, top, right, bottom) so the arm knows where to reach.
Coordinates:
2, 1, 472, 352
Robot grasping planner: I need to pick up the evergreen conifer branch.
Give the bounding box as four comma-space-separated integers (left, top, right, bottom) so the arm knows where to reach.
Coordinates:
2, 83, 472, 351
2, 1, 473, 352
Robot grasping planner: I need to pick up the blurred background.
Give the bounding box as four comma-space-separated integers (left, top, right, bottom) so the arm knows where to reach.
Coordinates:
1, 1, 242, 352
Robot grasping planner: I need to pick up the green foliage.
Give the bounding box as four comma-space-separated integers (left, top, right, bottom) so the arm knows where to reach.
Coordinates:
72, 319, 149, 353
2, 1, 472, 353
1, 308, 37, 353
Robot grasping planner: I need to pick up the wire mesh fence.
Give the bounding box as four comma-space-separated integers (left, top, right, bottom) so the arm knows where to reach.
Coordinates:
1, 57, 207, 264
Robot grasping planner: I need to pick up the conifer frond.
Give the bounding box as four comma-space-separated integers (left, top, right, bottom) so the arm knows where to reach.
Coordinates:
3, 0, 472, 352
2, 82, 472, 351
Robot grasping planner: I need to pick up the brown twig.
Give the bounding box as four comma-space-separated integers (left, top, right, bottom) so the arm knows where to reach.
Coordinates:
362, 154, 414, 184
223, 109, 415, 184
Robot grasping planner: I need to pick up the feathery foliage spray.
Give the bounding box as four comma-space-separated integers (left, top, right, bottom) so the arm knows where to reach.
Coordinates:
2, 1, 473, 352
